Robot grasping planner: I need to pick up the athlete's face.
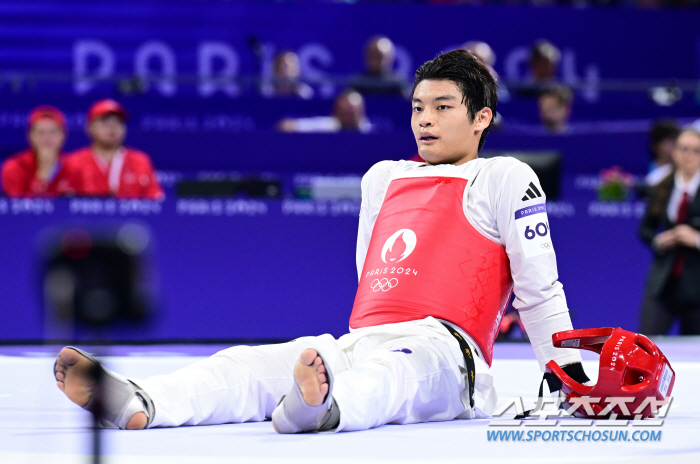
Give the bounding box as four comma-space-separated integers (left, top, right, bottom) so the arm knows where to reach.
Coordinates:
411, 79, 491, 166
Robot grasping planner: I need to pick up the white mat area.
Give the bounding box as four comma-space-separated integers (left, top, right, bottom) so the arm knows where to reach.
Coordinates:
1, 343, 699, 463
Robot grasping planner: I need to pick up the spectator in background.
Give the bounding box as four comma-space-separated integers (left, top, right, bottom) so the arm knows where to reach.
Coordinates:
63, 99, 163, 200
349, 36, 406, 97
530, 39, 561, 86
261, 50, 314, 99
645, 120, 681, 187
639, 128, 700, 335
1, 105, 71, 197
537, 85, 573, 133
463, 40, 496, 72
517, 39, 561, 97
277, 90, 371, 133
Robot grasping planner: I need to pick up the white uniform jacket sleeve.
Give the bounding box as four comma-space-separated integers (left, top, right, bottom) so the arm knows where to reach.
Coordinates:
487, 159, 583, 371
356, 161, 396, 281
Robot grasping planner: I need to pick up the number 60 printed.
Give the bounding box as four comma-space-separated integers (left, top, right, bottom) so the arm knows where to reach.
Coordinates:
524, 222, 549, 240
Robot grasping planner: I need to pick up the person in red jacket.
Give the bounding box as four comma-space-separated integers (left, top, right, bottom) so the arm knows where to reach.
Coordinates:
1, 105, 72, 197
64, 99, 164, 200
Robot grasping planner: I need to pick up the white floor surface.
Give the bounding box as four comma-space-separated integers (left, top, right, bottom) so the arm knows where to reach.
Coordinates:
1, 340, 698, 464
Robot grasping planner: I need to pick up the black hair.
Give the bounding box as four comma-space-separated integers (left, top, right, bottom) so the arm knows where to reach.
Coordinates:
649, 119, 680, 155
540, 84, 573, 106
530, 39, 561, 64
411, 49, 498, 152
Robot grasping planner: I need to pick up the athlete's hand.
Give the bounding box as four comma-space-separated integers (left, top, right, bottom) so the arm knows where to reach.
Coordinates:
654, 230, 678, 250
673, 224, 700, 248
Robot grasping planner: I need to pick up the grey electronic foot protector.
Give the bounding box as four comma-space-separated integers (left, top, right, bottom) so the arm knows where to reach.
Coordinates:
54, 346, 155, 429
272, 351, 340, 433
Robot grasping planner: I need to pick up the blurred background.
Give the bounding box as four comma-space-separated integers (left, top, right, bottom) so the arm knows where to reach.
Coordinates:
1, 0, 698, 344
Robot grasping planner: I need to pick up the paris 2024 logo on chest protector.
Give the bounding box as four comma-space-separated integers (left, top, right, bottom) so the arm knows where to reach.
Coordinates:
370, 229, 418, 292
381, 229, 416, 263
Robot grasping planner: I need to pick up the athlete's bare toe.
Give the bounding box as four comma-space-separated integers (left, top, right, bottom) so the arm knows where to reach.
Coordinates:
294, 349, 329, 408
54, 347, 97, 408
299, 349, 318, 367
57, 346, 84, 367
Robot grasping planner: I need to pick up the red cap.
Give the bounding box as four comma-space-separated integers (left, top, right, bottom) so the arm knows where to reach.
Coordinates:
87, 99, 128, 123
28, 105, 66, 130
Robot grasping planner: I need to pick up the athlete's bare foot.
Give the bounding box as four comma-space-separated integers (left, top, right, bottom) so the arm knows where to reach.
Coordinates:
272, 349, 329, 433
54, 347, 147, 430
54, 347, 96, 408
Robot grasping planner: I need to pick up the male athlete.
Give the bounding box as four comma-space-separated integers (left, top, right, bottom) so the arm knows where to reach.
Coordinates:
54, 49, 589, 433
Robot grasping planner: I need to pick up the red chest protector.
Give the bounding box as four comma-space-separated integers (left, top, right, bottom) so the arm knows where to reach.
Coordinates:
349, 176, 513, 365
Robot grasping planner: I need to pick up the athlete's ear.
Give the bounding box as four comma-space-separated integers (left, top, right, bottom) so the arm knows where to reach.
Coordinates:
473, 107, 492, 131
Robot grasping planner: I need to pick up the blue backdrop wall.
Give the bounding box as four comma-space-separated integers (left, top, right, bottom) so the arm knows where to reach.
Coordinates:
1, 1, 698, 174
0, 1, 696, 342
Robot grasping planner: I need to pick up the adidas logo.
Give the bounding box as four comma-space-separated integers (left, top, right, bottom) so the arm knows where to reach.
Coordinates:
521, 182, 542, 201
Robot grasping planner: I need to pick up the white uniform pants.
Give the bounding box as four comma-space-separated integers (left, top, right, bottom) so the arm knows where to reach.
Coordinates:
135, 317, 497, 432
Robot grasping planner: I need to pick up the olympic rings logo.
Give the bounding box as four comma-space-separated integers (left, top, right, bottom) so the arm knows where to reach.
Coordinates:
371, 278, 398, 292
540, 242, 552, 249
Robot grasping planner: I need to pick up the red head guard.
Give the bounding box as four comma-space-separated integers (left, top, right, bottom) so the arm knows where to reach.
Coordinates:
546, 327, 675, 419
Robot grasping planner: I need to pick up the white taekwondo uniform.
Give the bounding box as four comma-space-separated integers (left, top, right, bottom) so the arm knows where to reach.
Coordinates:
135, 157, 582, 431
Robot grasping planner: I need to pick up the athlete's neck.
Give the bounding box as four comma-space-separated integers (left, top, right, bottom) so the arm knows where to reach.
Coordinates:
453, 152, 479, 166
425, 153, 478, 167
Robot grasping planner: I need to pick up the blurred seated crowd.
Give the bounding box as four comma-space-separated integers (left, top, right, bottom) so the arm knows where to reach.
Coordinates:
1, 100, 163, 200
1, 35, 693, 200
273, 37, 576, 134
2, 97, 691, 201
